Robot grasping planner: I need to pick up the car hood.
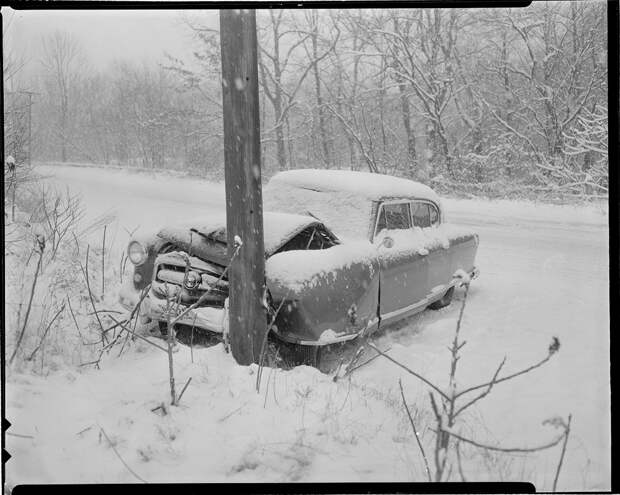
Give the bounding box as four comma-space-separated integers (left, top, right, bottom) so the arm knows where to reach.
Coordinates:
156, 210, 326, 265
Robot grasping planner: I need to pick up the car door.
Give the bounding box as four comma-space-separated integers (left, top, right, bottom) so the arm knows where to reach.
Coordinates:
412, 201, 452, 297
374, 200, 429, 326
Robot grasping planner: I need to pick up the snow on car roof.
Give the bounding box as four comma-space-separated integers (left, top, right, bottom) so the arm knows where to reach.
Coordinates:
167, 210, 324, 256
268, 169, 441, 204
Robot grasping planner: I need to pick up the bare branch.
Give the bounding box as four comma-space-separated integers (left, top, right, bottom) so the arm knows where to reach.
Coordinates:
399, 378, 432, 482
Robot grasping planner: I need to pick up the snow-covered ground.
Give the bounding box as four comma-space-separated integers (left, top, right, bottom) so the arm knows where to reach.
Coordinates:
4, 164, 609, 489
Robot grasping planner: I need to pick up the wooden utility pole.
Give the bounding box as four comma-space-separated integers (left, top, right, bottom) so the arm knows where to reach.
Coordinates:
220, 10, 268, 366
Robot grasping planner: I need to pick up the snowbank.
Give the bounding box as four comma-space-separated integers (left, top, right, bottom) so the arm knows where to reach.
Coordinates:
443, 197, 607, 228
4, 343, 428, 484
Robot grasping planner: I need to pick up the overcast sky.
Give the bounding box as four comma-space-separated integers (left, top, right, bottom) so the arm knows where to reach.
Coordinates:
3, 8, 219, 79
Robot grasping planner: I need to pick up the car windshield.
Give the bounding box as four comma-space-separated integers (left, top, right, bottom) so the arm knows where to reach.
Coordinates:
275, 225, 339, 253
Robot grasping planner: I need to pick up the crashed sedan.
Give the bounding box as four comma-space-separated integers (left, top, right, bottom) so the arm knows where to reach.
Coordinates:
119, 169, 479, 353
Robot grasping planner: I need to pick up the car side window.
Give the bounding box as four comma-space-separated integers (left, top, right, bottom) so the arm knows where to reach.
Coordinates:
411, 202, 431, 228
376, 202, 412, 235
429, 203, 440, 226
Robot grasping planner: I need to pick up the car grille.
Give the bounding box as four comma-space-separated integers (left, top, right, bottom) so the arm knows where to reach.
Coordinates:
151, 252, 228, 307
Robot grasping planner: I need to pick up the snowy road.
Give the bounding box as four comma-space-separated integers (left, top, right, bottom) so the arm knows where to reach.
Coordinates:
7, 164, 609, 489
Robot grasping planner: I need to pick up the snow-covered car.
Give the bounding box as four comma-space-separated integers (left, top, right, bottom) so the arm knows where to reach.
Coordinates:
118, 169, 479, 350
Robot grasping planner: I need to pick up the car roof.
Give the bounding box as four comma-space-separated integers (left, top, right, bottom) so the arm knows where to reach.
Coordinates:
268, 169, 441, 205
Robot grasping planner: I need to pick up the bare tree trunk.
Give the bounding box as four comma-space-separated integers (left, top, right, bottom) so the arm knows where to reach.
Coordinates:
391, 16, 417, 177
310, 16, 331, 168
286, 114, 294, 169
398, 80, 416, 177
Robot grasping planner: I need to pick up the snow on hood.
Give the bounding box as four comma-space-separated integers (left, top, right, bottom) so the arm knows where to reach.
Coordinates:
158, 210, 323, 256
267, 169, 441, 204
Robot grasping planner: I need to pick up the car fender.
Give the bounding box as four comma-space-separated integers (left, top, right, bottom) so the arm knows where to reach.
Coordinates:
266, 244, 380, 345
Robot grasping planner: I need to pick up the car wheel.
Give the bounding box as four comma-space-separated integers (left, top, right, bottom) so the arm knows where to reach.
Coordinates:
271, 339, 322, 368
428, 286, 454, 310
293, 344, 322, 367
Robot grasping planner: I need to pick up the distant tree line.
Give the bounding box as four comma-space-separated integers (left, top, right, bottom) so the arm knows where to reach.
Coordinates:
5, 3, 608, 198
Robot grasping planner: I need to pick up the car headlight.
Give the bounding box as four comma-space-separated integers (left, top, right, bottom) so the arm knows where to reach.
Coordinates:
127, 241, 147, 266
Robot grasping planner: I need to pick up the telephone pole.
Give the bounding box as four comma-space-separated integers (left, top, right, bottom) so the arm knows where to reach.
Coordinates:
220, 10, 268, 366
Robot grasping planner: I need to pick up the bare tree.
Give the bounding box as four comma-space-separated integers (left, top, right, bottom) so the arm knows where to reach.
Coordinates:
40, 31, 83, 162
379, 9, 462, 178
257, 10, 339, 170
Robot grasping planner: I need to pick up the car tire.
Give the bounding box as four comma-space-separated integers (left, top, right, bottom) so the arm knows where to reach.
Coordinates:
271, 339, 322, 368
428, 286, 454, 310
293, 344, 322, 367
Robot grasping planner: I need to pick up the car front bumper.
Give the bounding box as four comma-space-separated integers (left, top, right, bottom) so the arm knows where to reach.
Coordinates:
118, 280, 227, 334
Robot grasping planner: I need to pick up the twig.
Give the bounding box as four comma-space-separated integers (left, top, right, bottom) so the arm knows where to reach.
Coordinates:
436, 427, 565, 453
341, 343, 367, 378
344, 345, 391, 377
164, 285, 177, 406
428, 392, 443, 481
76, 426, 93, 436
7, 432, 34, 439
257, 295, 287, 393
125, 284, 152, 323
399, 378, 432, 482
454, 353, 554, 399
119, 251, 125, 284
108, 316, 168, 353
27, 302, 66, 361
455, 441, 466, 482
80, 245, 108, 345
88, 309, 122, 316
101, 225, 106, 299
217, 402, 248, 423
102, 319, 127, 335
68, 296, 103, 345
368, 343, 449, 400
117, 326, 132, 357
79, 360, 102, 368
9, 244, 45, 364
453, 356, 506, 417
176, 377, 192, 404
99, 426, 146, 483
552, 414, 572, 492
99, 332, 122, 353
